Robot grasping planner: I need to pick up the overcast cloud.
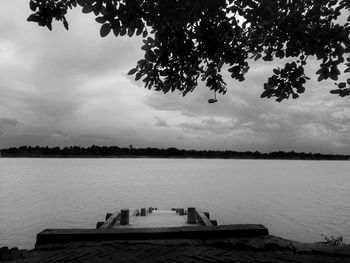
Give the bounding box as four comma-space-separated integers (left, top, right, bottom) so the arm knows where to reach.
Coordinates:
0, 0, 349, 154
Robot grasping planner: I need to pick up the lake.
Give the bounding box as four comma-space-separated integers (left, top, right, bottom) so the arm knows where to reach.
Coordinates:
0, 158, 349, 249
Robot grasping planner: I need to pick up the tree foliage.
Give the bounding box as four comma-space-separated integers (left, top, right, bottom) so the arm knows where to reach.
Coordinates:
27, 0, 350, 101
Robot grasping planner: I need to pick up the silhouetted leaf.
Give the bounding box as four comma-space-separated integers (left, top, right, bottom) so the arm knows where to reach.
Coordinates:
135, 72, 142, 81
76, 0, 87, 7
254, 54, 262, 61
113, 27, 120, 37
100, 23, 111, 37
275, 50, 284, 58
82, 5, 93, 13
145, 50, 156, 62
27, 14, 38, 22
95, 17, 106, 24
128, 68, 137, 75
338, 82, 346, 89
128, 27, 135, 37
330, 67, 340, 80
63, 19, 69, 30
29, 0, 36, 11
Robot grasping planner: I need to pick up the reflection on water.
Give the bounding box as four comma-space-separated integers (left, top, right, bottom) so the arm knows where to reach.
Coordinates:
0, 158, 349, 248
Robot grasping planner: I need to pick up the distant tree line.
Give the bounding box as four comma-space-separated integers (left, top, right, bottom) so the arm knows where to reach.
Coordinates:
1, 145, 349, 160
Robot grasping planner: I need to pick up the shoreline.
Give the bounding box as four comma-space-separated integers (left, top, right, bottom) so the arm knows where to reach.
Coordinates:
2, 235, 350, 262
1, 155, 350, 161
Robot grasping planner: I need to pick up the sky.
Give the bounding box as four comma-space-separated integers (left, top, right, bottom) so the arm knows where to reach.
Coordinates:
0, 1, 349, 154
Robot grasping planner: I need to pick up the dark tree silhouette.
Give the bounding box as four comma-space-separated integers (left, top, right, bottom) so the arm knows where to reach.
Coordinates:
1, 145, 350, 160
27, 0, 350, 101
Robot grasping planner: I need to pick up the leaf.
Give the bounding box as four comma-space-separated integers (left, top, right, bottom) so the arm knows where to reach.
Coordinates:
63, 19, 69, 30
27, 14, 38, 22
100, 24, 111, 37
95, 17, 107, 24
82, 5, 93, 13
321, 68, 329, 80
299, 77, 306, 84
254, 54, 262, 61
136, 26, 143, 36
135, 72, 142, 81
297, 86, 305, 93
338, 82, 346, 89
128, 27, 135, 37
141, 44, 150, 51
330, 67, 340, 81
260, 90, 268, 98
137, 59, 148, 67
29, 0, 36, 11
93, 4, 100, 15
145, 50, 156, 62
113, 27, 120, 37
273, 69, 279, 74
142, 30, 148, 38
77, 0, 87, 6
275, 50, 284, 59
228, 66, 240, 74
120, 28, 127, 36
128, 68, 137, 75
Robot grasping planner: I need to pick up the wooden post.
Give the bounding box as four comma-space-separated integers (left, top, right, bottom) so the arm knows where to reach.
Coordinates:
105, 213, 113, 221
141, 208, 146, 216
210, 220, 218, 226
196, 211, 213, 226
148, 207, 153, 213
203, 212, 210, 219
178, 208, 185, 215
120, 209, 129, 225
100, 211, 120, 228
96, 221, 104, 229
187, 207, 196, 224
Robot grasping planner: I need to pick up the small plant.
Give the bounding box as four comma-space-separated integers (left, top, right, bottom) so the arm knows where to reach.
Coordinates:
317, 235, 347, 246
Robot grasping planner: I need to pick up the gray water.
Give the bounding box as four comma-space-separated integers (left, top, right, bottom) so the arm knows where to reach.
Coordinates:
0, 158, 349, 249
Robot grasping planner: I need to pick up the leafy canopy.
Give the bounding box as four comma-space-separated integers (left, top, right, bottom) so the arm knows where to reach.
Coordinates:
27, 0, 350, 101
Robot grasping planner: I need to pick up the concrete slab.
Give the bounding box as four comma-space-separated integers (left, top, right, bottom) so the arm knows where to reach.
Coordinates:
35, 224, 269, 246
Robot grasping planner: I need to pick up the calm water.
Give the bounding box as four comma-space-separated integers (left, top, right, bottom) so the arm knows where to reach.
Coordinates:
0, 158, 349, 249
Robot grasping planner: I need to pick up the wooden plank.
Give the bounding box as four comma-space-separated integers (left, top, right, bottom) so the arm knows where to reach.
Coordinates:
100, 211, 120, 229
36, 224, 269, 246
196, 211, 213, 226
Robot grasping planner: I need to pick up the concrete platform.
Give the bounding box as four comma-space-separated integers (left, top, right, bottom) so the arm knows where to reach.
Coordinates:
35, 224, 269, 246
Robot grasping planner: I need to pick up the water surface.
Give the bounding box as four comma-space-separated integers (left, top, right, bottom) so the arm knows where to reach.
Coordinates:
0, 158, 349, 248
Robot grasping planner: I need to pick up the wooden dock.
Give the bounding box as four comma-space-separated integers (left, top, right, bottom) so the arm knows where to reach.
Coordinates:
35, 207, 268, 247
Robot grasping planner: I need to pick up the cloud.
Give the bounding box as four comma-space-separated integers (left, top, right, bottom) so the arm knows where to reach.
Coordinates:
179, 117, 236, 134
154, 117, 169, 127
0, 117, 22, 126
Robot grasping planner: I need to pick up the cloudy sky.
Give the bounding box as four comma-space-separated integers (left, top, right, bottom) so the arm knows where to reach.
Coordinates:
0, 1, 349, 154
